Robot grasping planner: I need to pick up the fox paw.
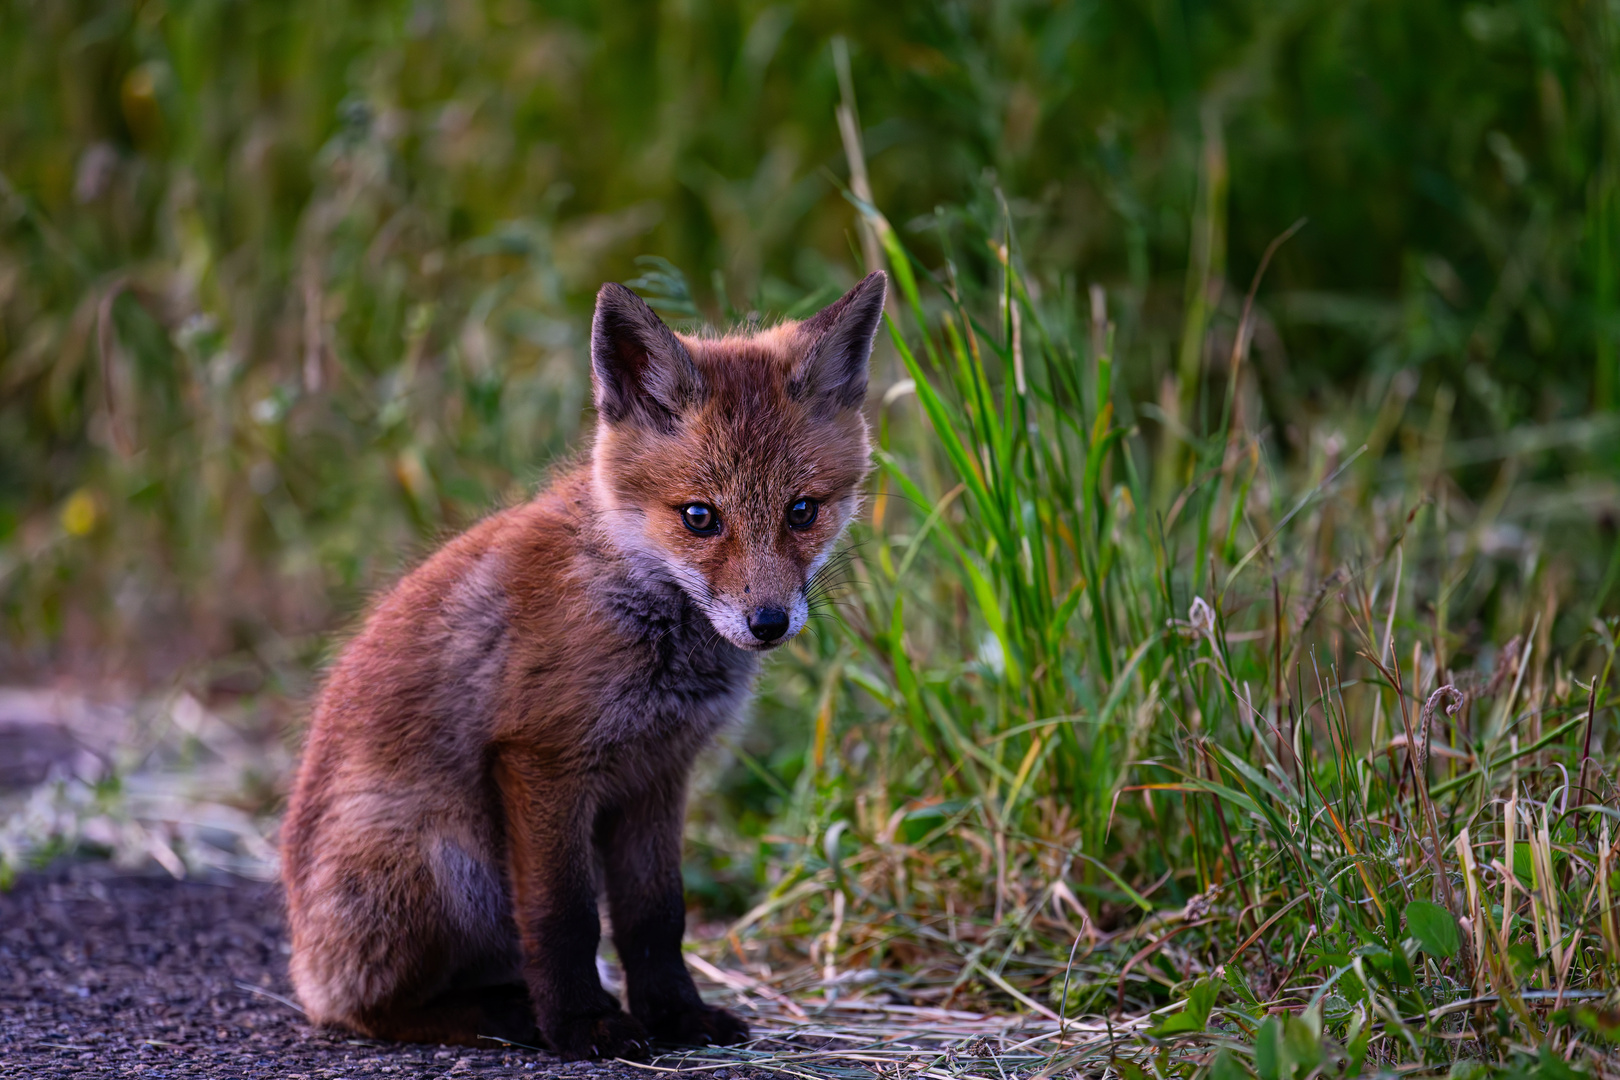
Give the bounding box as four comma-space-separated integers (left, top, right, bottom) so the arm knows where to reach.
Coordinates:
644, 1004, 750, 1047
546, 1011, 652, 1061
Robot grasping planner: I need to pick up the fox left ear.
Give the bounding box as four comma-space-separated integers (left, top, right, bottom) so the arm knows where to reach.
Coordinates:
591, 282, 704, 433
791, 271, 887, 414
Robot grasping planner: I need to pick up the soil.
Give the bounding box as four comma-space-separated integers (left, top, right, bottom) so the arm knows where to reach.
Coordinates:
0, 866, 764, 1079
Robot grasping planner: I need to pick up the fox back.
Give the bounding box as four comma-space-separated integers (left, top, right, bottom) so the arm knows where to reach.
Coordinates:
280, 272, 886, 1058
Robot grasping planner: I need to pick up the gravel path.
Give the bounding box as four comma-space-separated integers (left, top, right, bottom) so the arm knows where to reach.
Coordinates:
0, 866, 749, 1079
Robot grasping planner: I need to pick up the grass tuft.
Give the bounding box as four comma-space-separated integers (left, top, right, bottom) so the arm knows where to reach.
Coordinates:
705, 189, 1620, 1074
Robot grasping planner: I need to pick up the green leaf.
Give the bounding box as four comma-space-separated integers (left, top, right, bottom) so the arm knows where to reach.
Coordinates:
1223, 963, 1262, 1015
1150, 975, 1217, 1035
1392, 946, 1415, 985
1254, 1017, 1282, 1080
1512, 841, 1533, 884
1254, 1012, 1324, 1080
1047, 575, 1085, 641
1506, 941, 1540, 979
1345, 1013, 1370, 1077
887, 324, 1009, 555
887, 598, 936, 759
1186, 975, 1218, 1026
959, 552, 1022, 688
1336, 963, 1367, 1004
1404, 899, 1460, 958
1210, 1049, 1253, 1080
1281, 1015, 1323, 1076
1530, 1046, 1589, 1080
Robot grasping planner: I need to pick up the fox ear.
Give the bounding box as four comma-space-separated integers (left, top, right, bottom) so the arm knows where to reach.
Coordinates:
791, 270, 887, 414
591, 283, 704, 431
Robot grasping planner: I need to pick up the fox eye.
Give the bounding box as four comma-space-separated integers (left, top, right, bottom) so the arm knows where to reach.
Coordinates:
787, 498, 819, 529
680, 503, 720, 535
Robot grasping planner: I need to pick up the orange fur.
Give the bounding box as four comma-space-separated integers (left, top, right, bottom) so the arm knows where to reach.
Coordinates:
281, 273, 886, 1057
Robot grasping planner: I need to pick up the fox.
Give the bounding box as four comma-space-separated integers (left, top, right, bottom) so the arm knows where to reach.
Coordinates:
279, 271, 887, 1059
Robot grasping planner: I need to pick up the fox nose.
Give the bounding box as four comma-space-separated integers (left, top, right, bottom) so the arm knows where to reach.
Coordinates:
748, 606, 789, 642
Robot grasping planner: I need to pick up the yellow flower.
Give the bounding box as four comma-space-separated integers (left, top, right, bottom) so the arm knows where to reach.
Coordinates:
61, 489, 98, 537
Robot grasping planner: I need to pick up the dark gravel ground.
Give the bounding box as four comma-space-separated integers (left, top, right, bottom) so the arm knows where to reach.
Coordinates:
0, 866, 758, 1080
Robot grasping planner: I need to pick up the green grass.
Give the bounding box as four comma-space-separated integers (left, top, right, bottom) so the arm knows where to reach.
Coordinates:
3, 1, 1620, 1076
719, 202, 1620, 1074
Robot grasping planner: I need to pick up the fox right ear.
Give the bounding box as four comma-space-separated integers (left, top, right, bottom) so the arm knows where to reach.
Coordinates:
791, 271, 887, 415
591, 283, 704, 432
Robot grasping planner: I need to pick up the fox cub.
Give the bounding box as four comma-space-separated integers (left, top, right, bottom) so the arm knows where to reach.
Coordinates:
281, 272, 886, 1058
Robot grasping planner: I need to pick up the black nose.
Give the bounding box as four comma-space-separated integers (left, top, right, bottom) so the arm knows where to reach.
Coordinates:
748, 606, 789, 642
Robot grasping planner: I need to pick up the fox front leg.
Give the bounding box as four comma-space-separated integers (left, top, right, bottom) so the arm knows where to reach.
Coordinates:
597, 774, 749, 1047
494, 749, 651, 1061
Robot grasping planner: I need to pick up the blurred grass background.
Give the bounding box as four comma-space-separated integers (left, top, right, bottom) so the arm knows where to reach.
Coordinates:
3, 0, 1616, 684
4, 0, 1620, 1071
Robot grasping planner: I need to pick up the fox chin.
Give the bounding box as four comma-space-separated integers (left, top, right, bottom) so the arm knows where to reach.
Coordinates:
280, 271, 886, 1059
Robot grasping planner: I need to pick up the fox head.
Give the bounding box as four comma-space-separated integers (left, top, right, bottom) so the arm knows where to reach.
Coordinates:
588, 272, 885, 651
